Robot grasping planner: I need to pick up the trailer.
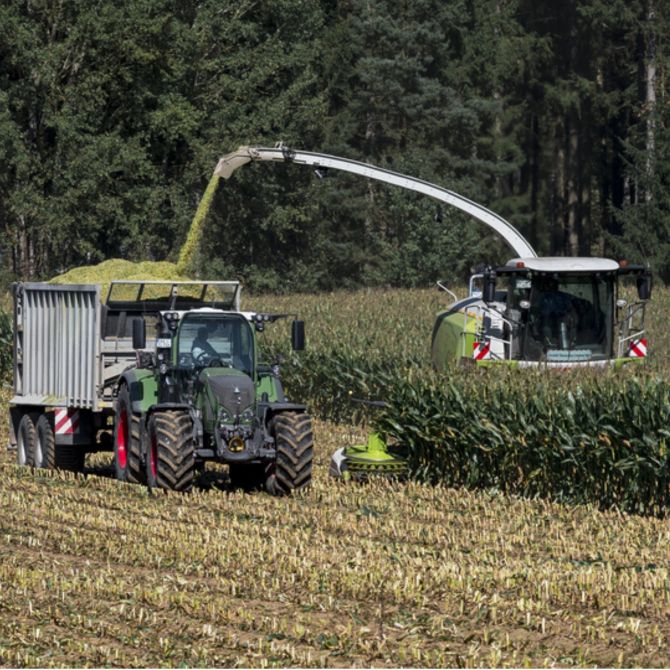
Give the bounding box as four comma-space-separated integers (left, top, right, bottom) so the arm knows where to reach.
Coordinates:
9, 281, 239, 468
8, 280, 313, 494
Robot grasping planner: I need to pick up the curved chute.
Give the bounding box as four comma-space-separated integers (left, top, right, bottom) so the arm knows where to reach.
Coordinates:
215, 145, 537, 259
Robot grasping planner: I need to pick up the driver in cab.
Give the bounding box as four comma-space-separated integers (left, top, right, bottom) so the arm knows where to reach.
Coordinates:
192, 326, 219, 364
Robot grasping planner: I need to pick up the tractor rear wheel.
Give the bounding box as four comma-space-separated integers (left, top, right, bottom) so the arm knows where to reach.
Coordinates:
146, 411, 195, 492
114, 385, 143, 483
17, 414, 36, 466
266, 413, 313, 496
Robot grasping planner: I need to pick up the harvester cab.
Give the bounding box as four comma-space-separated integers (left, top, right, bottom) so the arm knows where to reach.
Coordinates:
109, 280, 313, 494
432, 258, 652, 369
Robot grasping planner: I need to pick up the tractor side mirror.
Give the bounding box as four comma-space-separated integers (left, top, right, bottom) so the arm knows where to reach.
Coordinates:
291, 320, 305, 351
637, 273, 652, 300
483, 270, 497, 304
132, 318, 146, 350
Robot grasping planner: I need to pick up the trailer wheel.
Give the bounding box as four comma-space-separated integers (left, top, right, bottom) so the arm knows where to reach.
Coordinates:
34, 413, 84, 472
16, 414, 36, 467
35, 414, 55, 468
266, 413, 313, 496
147, 411, 195, 492
114, 385, 143, 483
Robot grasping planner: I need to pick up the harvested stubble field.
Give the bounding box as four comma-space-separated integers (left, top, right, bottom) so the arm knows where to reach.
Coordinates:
2, 285, 670, 667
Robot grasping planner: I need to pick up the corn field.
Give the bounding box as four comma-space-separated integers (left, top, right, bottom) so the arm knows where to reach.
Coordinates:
2, 285, 670, 666
2, 407, 670, 667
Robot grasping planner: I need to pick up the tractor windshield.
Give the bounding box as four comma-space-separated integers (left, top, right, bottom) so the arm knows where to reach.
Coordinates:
176, 313, 254, 376
507, 274, 614, 362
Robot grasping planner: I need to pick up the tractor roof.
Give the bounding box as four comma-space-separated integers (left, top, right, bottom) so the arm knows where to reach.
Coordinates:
503, 257, 620, 273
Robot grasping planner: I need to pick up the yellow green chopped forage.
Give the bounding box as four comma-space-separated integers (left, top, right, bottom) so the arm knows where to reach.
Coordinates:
177, 172, 221, 275
50, 170, 221, 293
49, 259, 192, 298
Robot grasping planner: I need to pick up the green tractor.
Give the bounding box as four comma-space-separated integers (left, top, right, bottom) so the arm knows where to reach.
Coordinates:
112, 280, 313, 494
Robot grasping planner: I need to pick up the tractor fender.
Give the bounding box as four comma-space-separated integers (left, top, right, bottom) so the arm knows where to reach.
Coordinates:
116, 370, 158, 415
266, 402, 307, 417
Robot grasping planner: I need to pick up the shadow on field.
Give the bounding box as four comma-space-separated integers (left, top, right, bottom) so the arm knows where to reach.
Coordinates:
84, 452, 235, 492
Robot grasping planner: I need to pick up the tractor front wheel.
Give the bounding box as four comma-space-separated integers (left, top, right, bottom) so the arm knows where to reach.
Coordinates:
146, 411, 195, 492
266, 413, 313, 496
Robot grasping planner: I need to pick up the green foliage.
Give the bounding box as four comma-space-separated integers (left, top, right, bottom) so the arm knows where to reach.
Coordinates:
377, 370, 670, 516
1, 0, 670, 285
249, 285, 670, 515
0, 308, 12, 384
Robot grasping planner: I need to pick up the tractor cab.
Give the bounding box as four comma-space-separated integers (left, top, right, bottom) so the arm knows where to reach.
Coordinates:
169, 310, 255, 374
432, 258, 652, 368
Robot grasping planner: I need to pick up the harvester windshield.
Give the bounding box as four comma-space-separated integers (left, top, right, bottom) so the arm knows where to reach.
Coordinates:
176, 314, 254, 375
507, 274, 614, 362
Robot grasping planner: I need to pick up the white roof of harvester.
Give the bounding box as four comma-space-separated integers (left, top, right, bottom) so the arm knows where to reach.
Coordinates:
504, 257, 620, 272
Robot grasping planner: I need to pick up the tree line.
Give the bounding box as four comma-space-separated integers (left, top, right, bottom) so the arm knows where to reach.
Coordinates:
0, 0, 668, 291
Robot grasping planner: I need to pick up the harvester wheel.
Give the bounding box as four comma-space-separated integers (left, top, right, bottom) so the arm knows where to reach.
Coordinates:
146, 411, 195, 492
266, 413, 313, 496
16, 414, 36, 467
114, 385, 143, 483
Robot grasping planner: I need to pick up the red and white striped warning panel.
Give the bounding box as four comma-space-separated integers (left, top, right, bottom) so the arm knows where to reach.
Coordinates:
54, 408, 80, 435
628, 338, 648, 358
472, 340, 491, 361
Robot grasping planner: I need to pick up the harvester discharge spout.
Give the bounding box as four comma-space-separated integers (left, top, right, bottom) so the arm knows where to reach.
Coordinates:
214, 144, 537, 259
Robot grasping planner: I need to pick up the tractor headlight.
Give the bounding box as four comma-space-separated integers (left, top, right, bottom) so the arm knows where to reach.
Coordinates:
240, 408, 255, 424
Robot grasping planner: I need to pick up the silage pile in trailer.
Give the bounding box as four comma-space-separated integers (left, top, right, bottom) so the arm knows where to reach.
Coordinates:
50, 259, 193, 297
49, 172, 221, 294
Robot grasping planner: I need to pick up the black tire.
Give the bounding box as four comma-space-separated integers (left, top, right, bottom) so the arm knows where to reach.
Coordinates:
127, 411, 145, 484
114, 385, 143, 483
16, 414, 36, 467
36, 413, 85, 472
147, 411, 195, 492
229, 463, 266, 491
266, 412, 313, 496
34, 414, 55, 469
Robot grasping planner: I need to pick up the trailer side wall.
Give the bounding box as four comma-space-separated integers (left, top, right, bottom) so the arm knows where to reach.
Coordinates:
12, 283, 101, 410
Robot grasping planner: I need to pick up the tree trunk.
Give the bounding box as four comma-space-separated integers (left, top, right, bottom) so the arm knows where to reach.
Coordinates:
644, 0, 656, 205
565, 113, 580, 256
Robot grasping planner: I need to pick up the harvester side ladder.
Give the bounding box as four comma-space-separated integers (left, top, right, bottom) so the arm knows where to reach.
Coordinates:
215, 146, 538, 259
617, 301, 646, 358
462, 303, 514, 360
